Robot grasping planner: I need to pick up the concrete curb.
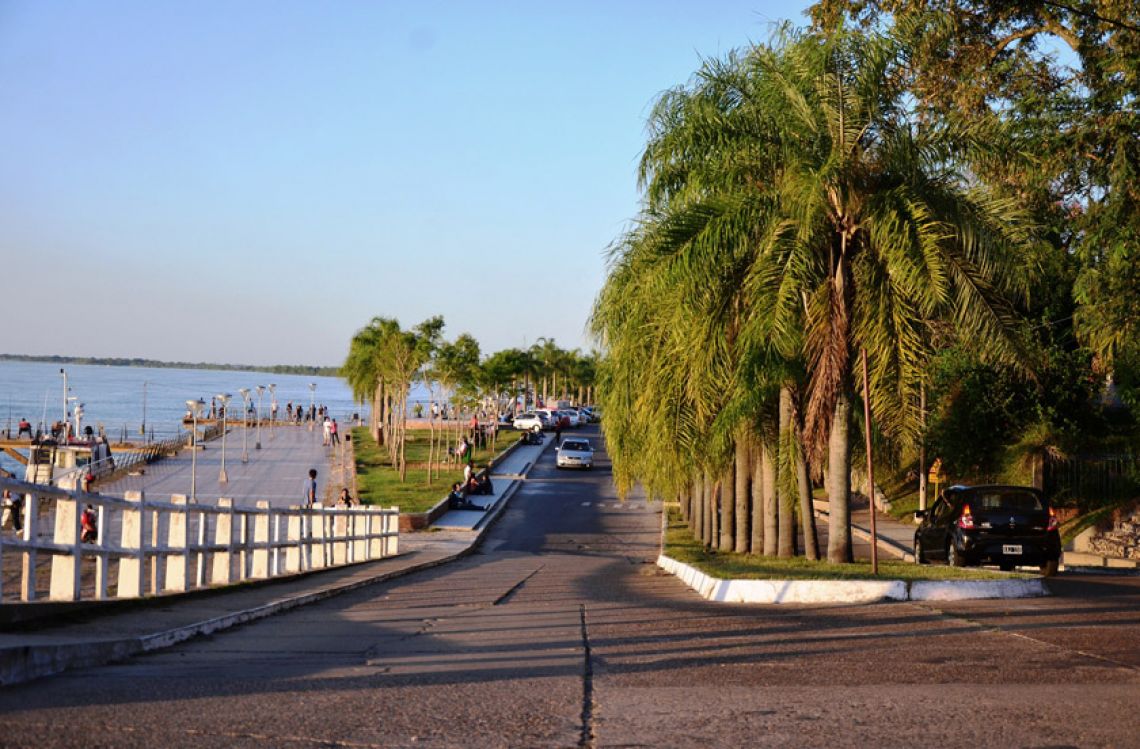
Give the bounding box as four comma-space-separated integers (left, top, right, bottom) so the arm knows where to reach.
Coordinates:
657, 554, 1050, 605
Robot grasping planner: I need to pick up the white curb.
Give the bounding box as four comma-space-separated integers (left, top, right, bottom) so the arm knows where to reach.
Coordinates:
658, 554, 1050, 604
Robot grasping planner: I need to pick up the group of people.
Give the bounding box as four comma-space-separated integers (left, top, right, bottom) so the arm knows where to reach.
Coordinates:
321, 417, 341, 446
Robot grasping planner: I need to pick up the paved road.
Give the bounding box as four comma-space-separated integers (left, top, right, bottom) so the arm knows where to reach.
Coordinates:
1, 425, 1139, 747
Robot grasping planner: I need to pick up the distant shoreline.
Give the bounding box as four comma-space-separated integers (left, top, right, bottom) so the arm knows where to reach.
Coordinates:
0, 354, 340, 377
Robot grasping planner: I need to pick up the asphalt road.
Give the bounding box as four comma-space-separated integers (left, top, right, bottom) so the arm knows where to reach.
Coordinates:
1, 425, 1139, 748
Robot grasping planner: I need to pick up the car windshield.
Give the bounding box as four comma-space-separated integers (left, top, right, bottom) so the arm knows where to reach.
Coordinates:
973, 491, 1043, 512
562, 441, 590, 451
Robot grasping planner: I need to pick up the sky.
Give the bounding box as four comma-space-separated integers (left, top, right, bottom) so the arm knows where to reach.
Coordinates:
0, 0, 812, 367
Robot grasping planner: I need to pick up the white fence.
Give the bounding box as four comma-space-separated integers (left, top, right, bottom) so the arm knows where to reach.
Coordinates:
0, 476, 399, 602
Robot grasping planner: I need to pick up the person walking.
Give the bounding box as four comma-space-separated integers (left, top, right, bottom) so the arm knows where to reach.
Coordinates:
322, 417, 331, 446
330, 418, 340, 446
304, 469, 318, 508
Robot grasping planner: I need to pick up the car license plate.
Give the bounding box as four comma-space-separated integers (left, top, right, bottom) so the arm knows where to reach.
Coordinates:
1002, 544, 1022, 555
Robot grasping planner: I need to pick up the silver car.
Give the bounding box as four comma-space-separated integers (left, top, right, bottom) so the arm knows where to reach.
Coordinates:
555, 438, 594, 469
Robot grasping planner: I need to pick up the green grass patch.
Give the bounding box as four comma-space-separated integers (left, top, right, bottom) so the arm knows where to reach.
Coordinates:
351, 426, 516, 513
663, 507, 1026, 581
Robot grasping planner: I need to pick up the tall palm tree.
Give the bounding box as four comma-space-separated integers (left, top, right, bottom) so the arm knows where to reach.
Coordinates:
594, 23, 1039, 563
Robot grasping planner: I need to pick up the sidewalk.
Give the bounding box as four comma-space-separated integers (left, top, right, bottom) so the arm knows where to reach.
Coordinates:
0, 433, 552, 686
431, 435, 551, 531
813, 496, 916, 562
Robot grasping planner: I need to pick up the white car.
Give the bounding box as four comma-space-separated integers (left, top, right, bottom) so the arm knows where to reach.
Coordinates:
512, 412, 545, 431
556, 438, 594, 469
559, 410, 580, 428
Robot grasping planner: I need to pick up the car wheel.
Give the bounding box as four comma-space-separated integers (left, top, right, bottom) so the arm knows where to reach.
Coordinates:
914, 537, 928, 565
1040, 559, 1059, 577
947, 541, 965, 567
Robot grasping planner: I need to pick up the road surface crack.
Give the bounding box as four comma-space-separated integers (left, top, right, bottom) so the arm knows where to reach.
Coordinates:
579, 603, 596, 748
492, 565, 544, 606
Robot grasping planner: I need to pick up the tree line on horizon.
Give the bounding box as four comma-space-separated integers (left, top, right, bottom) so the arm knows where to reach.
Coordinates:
0, 353, 339, 377
591, 4, 1140, 562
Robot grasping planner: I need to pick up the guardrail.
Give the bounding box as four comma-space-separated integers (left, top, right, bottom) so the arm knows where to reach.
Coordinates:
50, 433, 190, 491
0, 476, 399, 602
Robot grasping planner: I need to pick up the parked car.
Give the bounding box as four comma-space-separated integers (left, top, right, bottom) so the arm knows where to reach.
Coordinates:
512, 412, 546, 431
914, 485, 1061, 576
559, 410, 580, 428
575, 407, 594, 423
535, 408, 558, 430
556, 438, 594, 469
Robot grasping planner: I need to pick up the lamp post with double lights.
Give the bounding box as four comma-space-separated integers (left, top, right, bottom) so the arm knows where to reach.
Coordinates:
216, 393, 231, 483
268, 384, 276, 441
255, 385, 265, 450
185, 398, 205, 501
238, 388, 251, 463
308, 383, 316, 432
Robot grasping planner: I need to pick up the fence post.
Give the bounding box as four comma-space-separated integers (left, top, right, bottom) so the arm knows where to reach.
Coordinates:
332, 510, 347, 565
386, 506, 399, 557
351, 509, 366, 563
164, 495, 191, 592
311, 503, 327, 568
211, 498, 235, 585
94, 505, 108, 599
195, 503, 208, 588
251, 501, 270, 578
118, 490, 146, 598
284, 509, 301, 573
49, 492, 82, 601
21, 490, 41, 601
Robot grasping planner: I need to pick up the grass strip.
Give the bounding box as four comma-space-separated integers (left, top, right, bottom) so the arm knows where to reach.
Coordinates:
352, 426, 515, 514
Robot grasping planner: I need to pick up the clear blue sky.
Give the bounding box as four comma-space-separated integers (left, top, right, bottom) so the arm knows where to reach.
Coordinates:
0, 0, 812, 367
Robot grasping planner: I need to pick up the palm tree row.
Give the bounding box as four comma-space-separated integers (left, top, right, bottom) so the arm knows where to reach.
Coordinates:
591, 23, 1040, 562
343, 318, 598, 482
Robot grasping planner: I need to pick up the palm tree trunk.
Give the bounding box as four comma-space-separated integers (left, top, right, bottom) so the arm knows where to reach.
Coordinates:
762, 433, 778, 556
719, 465, 735, 551
692, 474, 703, 541
827, 390, 853, 563
697, 469, 706, 547
751, 441, 764, 554
797, 432, 820, 560
734, 433, 750, 552
778, 387, 796, 558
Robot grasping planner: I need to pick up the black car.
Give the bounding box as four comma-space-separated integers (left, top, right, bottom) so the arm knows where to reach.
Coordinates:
914, 485, 1061, 576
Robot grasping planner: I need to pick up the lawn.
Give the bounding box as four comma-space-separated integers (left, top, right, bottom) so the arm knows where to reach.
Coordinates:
351, 426, 518, 513
662, 507, 1026, 581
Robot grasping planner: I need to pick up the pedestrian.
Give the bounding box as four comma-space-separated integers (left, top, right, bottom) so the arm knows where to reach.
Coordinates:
81, 504, 97, 543
2, 490, 22, 533
330, 418, 340, 446
17, 418, 32, 439
286, 402, 294, 421
271, 400, 278, 423
322, 417, 331, 446
338, 488, 354, 507
304, 468, 318, 508
554, 422, 562, 447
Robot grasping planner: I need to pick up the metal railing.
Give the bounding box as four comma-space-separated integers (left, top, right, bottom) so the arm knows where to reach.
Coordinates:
0, 476, 399, 602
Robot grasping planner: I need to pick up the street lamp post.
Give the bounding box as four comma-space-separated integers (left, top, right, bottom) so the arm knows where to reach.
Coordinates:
255, 386, 265, 450
185, 398, 205, 501
238, 388, 251, 463
216, 393, 231, 483
268, 384, 276, 441
308, 383, 316, 432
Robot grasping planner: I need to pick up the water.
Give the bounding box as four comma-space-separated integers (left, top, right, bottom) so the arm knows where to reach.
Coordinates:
0, 361, 426, 475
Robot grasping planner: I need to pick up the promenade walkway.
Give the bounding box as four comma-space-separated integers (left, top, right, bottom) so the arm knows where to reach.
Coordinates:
96, 424, 343, 507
